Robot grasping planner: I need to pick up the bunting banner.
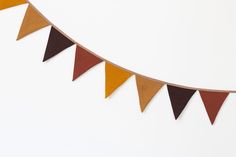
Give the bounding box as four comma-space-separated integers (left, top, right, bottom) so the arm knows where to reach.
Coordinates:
1, 1, 235, 125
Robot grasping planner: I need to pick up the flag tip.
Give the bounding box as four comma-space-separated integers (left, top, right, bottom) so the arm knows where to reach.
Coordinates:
210, 120, 215, 125
105, 91, 110, 98
16, 34, 24, 41
72, 74, 78, 81
105, 94, 110, 99
42, 56, 48, 62
174, 114, 179, 120
140, 107, 145, 113
72, 77, 76, 81
16, 36, 21, 41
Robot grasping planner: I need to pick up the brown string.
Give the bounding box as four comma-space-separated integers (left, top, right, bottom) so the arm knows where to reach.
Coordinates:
25, 0, 236, 93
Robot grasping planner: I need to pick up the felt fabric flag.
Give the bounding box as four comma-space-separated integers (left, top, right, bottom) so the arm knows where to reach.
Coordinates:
73, 45, 103, 81
43, 27, 74, 62
200, 91, 229, 124
105, 62, 133, 98
17, 5, 49, 40
136, 75, 164, 112
167, 85, 196, 119
0, 0, 27, 10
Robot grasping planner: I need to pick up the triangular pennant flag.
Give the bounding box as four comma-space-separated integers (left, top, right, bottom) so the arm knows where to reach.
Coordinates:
43, 27, 74, 62
0, 0, 26, 10
136, 75, 164, 112
167, 85, 196, 119
105, 62, 133, 98
73, 45, 103, 81
17, 5, 49, 40
199, 91, 229, 124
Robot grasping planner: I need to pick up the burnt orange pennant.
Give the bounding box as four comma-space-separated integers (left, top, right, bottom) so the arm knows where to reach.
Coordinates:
0, 0, 27, 10
136, 75, 164, 112
200, 91, 229, 124
105, 63, 133, 98
17, 4, 50, 40
73, 45, 103, 81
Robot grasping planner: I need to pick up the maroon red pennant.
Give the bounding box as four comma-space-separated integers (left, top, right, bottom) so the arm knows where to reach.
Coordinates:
73, 45, 103, 81
167, 85, 196, 119
43, 27, 74, 62
200, 91, 229, 124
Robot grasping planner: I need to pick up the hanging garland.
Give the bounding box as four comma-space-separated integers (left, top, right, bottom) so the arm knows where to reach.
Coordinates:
0, 0, 233, 124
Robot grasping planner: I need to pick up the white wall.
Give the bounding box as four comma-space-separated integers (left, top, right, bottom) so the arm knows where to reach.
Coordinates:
0, 0, 236, 156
